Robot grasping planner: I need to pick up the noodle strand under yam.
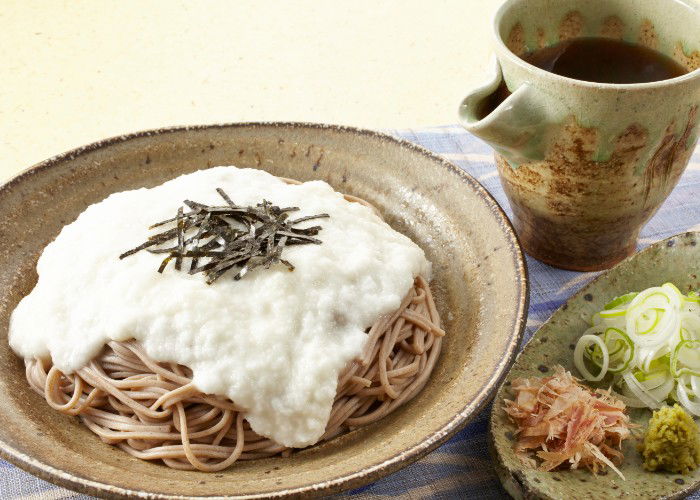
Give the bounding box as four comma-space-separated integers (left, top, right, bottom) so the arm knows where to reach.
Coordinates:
25, 277, 442, 472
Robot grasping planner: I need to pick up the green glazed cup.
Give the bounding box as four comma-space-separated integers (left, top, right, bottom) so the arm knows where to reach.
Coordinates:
459, 0, 700, 271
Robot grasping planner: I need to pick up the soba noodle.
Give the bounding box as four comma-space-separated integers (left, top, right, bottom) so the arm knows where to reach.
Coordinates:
24, 276, 443, 472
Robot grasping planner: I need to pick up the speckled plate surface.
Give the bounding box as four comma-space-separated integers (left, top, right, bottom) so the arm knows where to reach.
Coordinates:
491, 231, 700, 500
0, 123, 528, 498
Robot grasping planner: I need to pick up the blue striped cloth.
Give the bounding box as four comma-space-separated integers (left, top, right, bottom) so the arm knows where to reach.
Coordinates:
1, 126, 698, 500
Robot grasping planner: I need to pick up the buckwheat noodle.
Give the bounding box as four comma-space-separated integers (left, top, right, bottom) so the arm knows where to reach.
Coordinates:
22, 188, 444, 472
25, 277, 442, 471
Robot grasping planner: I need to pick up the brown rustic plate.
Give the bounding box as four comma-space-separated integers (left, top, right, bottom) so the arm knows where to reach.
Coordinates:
491, 231, 700, 500
0, 123, 527, 498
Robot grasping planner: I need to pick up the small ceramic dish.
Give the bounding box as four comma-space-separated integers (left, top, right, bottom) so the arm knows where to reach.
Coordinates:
491, 231, 700, 500
0, 123, 528, 498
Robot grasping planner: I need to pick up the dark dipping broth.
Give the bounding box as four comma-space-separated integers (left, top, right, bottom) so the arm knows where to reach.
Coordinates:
478, 37, 689, 119
523, 37, 688, 84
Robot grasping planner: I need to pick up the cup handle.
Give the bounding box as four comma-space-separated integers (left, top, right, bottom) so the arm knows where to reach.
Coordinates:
459, 58, 555, 166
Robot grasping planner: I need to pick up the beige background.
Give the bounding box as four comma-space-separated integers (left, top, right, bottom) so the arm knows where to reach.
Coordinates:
0, 0, 502, 180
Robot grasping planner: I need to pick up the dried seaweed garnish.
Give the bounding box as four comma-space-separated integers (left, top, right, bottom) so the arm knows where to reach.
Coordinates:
119, 188, 329, 284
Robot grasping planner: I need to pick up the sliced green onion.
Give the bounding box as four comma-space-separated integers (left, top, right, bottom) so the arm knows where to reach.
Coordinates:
633, 369, 667, 389
573, 283, 699, 410
604, 292, 637, 310
636, 308, 664, 334
601, 327, 633, 373
622, 371, 661, 408
600, 308, 627, 319
671, 340, 700, 378
663, 282, 685, 307
647, 374, 675, 402
638, 346, 670, 373
574, 334, 609, 382
676, 377, 700, 416
681, 312, 700, 341
626, 302, 675, 347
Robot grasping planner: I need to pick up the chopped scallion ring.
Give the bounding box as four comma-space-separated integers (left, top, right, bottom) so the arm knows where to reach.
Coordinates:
573, 283, 700, 410
574, 335, 609, 381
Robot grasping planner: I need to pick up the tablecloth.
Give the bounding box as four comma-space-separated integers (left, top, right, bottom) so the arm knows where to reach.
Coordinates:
1, 126, 698, 500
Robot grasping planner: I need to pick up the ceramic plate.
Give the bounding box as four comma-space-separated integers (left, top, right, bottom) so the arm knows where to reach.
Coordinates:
0, 123, 528, 498
491, 231, 700, 500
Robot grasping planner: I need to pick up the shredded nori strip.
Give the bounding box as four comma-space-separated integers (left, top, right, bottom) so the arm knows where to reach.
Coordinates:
119, 188, 329, 284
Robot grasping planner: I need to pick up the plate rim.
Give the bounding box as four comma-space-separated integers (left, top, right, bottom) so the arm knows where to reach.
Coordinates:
0, 121, 529, 499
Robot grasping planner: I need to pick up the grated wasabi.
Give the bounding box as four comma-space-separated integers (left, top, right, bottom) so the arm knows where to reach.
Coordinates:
639, 404, 700, 474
